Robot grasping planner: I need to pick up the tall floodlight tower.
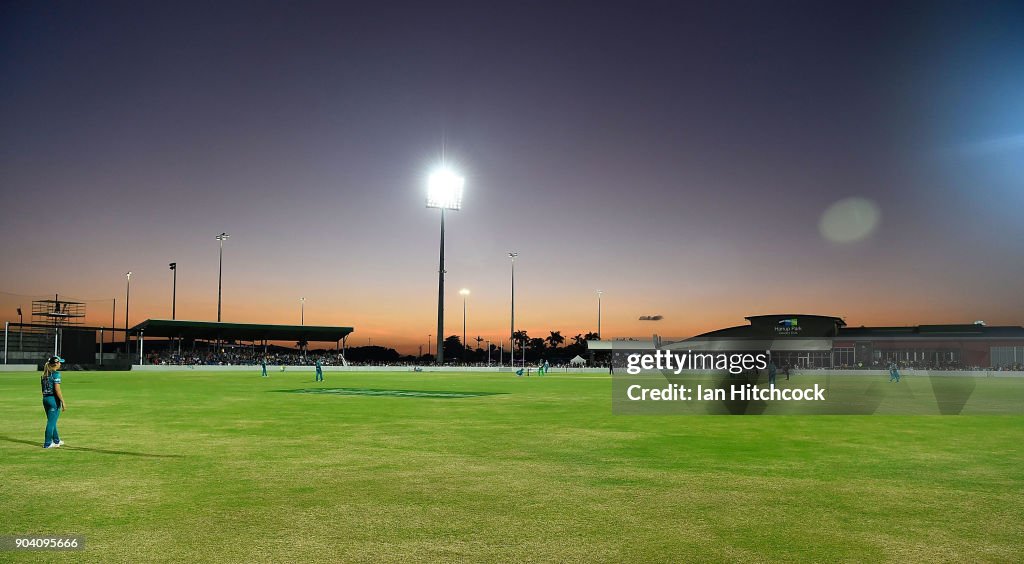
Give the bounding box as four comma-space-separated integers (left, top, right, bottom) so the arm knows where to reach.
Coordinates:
125, 271, 132, 349
425, 166, 464, 364
459, 288, 470, 362
509, 252, 518, 363
169, 263, 177, 319
216, 232, 230, 322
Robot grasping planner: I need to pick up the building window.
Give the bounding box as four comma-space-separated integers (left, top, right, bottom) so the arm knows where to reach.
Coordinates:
833, 347, 855, 367
991, 346, 1024, 369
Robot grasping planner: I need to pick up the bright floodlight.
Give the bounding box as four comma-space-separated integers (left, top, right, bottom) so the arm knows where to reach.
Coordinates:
460, 288, 470, 296
426, 167, 465, 210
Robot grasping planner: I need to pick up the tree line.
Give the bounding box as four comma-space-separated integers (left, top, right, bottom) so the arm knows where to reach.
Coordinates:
314, 331, 601, 364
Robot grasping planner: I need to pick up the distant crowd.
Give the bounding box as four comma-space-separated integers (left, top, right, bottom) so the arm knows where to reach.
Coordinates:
149, 351, 346, 367
823, 359, 1022, 371
145, 350, 1019, 371
146, 350, 590, 368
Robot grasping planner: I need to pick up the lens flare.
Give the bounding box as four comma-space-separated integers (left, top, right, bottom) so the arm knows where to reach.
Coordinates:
819, 197, 880, 243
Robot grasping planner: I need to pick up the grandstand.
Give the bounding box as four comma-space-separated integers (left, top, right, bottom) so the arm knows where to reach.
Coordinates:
2, 318, 354, 369
126, 319, 354, 366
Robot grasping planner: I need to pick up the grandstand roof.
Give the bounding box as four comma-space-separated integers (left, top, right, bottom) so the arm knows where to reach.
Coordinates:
838, 325, 1024, 339
744, 314, 846, 327
128, 319, 354, 342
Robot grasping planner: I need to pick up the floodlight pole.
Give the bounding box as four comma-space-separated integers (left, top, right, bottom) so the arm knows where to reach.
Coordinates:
18, 307, 23, 358
436, 208, 446, 363
425, 166, 464, 365
216, 233, 229, 322
300, 297, 305, 326
597, 290, 603, 340
170, 263, 177, 320
460, 289, 469, 363
427, 334, 432, 361
509, 252, 518, 365
170, 263, 178, 359
125, 272, 131, 353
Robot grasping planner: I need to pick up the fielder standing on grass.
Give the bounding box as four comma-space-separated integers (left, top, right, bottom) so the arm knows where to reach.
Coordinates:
41, 355, 66, 449
315, 357, 324, 382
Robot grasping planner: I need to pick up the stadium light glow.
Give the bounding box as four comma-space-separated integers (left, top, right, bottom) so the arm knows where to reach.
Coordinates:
426, 167, 465, 210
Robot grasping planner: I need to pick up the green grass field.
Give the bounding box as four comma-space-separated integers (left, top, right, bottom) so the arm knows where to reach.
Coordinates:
1, 370, 1022, 562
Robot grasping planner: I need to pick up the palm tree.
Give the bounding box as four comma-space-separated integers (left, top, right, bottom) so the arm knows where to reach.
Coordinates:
571, 334, 585, 347
546, 331, 565, 350
528, 337, 546, 354
512, 330, 530, 349
443, 335, 464, 361
475, 335, 484, 352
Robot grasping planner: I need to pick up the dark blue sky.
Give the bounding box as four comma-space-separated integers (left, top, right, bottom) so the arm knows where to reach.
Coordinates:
2, 1, 1022, 351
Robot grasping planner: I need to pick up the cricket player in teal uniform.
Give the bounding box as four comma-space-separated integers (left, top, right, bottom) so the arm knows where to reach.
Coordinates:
314, 358, 324, 382
261, 357, 268, 378
41, 355, 66, 449
889, 362, 901, 383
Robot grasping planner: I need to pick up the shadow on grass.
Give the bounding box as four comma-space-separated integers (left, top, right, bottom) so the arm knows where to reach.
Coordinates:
0, 435, 184, 458
272, 388, 506, 399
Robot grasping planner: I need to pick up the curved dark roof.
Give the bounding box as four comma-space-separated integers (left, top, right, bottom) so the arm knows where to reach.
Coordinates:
838, 325, 1024, 339
687, 314, 846, 340
129, 319, 354, 342
688, 325, 751, 339
745, 314, 846, 327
